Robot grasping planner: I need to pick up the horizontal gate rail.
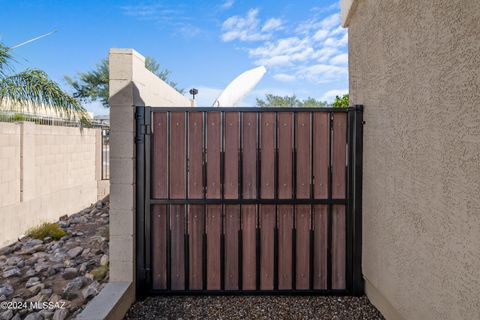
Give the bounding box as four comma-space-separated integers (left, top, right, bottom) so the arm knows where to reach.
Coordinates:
136, 106, 364, 297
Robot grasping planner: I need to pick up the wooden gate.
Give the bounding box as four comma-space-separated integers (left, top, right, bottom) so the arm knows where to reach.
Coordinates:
135, 106, 363, 295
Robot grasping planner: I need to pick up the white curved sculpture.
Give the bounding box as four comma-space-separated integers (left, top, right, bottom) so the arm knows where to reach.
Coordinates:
213, 66, 267, 107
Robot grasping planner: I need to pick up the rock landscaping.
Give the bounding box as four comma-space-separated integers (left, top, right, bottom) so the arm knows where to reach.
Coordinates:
0, 197, 110, 320
125, 295, 385, 320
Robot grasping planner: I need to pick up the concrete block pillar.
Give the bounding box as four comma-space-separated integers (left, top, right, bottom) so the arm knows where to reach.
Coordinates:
107, 48, 191, 319
108, 49, 140, 285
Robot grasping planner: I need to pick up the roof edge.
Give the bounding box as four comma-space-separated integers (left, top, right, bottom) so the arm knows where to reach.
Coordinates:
341, 0, 359, 27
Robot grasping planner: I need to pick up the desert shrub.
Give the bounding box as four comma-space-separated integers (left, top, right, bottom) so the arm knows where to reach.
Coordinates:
27, 222, 66, 240
90, 265, 108, 280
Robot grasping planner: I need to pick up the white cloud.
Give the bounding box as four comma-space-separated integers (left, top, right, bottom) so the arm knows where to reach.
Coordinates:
329, 53, 348, 65
262, 18, 283, 32
120, 4, 201, 38
221, 9, 282, 42
248, 37, 317, 67
273, 73, 296, 82
221, 0, 235, 9
237, 10, 348, 84
320, 89, 348, 102
300, 64, 347, 83
220, 6, 348, 86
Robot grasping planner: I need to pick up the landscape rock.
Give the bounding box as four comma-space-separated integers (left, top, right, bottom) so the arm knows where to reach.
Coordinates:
2, 268, 21, 278
67, 246, 83, 258
39, 310, 54, 320
0, 283, 13, 297
82, 281, 99, 299
40, 288, 53, 298
52, 308, 68, 320
26, 277, 41, 288
25, 269, 37, 277
0, 309, 13, 320
25, 239, 43, 248
63, 276, 86, 299
0, 198, 110, 318
34, 263, 48, 273
62, 267, 78, 280
28, 284, 45, 296
24, 313, 42, 320
6, 256, 21, 266
21, 244, 44, 255
100, 254, 109, 266
0, 247, 12, 256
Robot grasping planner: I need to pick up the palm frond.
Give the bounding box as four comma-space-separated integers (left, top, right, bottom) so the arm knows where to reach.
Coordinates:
0, 43, 14, 78
0, 69, 86, 118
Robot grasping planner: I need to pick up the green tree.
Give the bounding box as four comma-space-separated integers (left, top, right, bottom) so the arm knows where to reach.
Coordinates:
256, 94, 327, 107
332, 93, 349, 108
65, 56, 183, 107
0, 43, 84, 117
299, 97, 327, 108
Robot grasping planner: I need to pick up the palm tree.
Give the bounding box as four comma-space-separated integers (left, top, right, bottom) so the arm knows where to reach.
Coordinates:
0, 43, 85, 118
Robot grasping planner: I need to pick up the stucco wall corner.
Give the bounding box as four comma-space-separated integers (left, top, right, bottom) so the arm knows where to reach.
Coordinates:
341, 0, 359, 27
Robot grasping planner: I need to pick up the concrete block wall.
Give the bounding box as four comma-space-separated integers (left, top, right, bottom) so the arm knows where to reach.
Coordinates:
0, 122, 108, 247
0, 123, 21, 207
108, 48, 190, 309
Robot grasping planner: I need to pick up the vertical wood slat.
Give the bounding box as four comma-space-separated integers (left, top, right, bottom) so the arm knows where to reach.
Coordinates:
313, 113, 329, 199
242, 113, 257, 199
260, 205, 275, 290
313, 205, 328, 289
170, 205, 185, 290
152, 205, 167, 289
152, 113, 168, 198
296, 113, 311, 199
224, 113, 239, 199
295, 205, 310, 289
278, 113, 293, 199
260, 113, 275, 199
206, 205, 222, 289
188, 113, 203, 199
207, 113, 221, 199
224, 205, 240, 290
277, 205, 293, 289
332, 206, 346, 289
188, 205, 204, 290
170, 113, 186, 198
242, 205, 257, 290
332, 113, 347, 198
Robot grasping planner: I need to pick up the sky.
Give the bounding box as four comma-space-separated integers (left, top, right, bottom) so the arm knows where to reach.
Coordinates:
0, 0, 348, 116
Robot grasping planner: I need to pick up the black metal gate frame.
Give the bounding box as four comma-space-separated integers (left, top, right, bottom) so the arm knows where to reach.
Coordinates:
135, 106, 364, 296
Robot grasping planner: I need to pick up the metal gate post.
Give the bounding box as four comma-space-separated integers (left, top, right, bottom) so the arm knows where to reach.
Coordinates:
135, 106, 147, 296
352, 105, 364, 295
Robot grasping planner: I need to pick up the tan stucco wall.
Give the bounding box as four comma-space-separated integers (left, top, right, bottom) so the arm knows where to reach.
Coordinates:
108, 48, 190, 311
0, 122, 106, 247
347, 0, 480, 319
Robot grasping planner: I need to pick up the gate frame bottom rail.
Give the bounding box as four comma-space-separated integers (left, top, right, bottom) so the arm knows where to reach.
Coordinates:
134, 105, 364, 297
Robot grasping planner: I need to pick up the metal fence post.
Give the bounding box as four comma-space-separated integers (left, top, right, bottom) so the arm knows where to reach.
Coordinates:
352, 105, 364, 295
135, 106, 147, 296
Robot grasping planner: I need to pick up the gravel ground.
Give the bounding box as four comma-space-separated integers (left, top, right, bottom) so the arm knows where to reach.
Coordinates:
125, 295, 384, 320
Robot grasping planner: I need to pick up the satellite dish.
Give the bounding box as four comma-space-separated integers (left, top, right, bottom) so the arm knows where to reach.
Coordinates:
213, 66, 266, 107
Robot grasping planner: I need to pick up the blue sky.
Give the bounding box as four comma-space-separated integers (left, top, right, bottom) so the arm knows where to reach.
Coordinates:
0, 0, 348, 115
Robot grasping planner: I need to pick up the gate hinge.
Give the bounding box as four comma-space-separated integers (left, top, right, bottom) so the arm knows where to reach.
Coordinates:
135, 124, 151, 144
140, 268, 151, 280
